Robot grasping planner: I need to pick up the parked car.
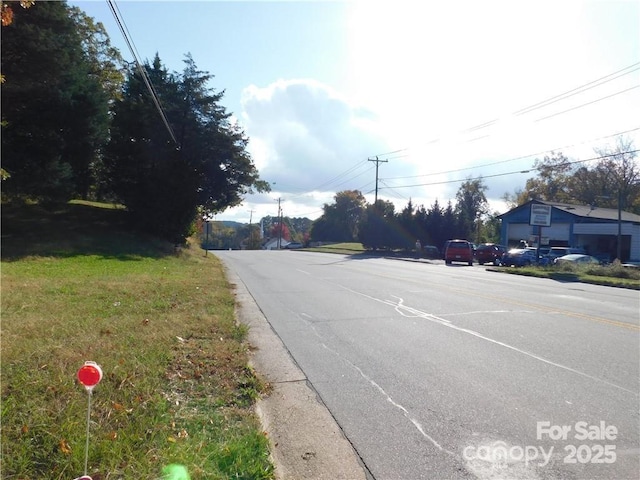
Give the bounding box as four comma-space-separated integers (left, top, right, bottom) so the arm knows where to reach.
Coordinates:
475, 243, 507, 265
554, 254, 600, 265
284, 242, 303, 249
422, 245, 440, 259
545, 246, 585, 263
444, 239, 474, 265
501, 248, 538, 267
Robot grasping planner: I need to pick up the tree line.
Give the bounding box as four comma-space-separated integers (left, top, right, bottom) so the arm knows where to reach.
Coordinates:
309, 180, 497, 251
204, 216, 312, 250
3, 2, 637, 247
309, 143, 639, 251
2, 1, 268, 243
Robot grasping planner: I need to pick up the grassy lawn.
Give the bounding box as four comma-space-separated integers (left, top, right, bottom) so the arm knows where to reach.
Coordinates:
1, 202, 274, 480
303, 242, 366, 255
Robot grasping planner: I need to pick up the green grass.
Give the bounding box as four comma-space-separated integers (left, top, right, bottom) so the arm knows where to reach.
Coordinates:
1, 202, 274, 479
493, 262, 640, 289
303, 242, 366, 255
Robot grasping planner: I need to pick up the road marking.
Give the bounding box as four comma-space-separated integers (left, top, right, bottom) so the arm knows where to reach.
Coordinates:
460, 289, 640, 332
317, 338, 457, 457
390, 295, 452, 323
339, 285, 637, 395
342, 265, 639, 331
350, 361, 457, 456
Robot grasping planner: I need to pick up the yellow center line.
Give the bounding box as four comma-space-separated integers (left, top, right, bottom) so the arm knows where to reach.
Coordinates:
356, 267, 640, 332
460, 288, 640, 331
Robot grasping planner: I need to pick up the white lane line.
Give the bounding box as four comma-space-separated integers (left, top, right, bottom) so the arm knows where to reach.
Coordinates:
339, 285, 637, 395
317, 339, 456, 456
392, 295, 453, 323
350, 360, 457, 456
296, 309, 452, 453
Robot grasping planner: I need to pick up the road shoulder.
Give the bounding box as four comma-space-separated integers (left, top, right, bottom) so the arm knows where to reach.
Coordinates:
226, 266, 368, 480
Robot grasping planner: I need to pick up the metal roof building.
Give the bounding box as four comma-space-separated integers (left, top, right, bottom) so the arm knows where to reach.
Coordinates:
497, 199, 640, 263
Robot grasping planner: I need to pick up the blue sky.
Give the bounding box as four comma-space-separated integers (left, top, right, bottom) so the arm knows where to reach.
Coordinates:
71, 0, 640, 223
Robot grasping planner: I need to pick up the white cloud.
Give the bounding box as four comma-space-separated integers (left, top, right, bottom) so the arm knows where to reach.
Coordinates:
236, 78, 400, 217
217, 1, 640, 224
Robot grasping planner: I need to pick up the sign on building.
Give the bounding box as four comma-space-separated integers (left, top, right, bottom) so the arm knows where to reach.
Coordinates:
530, 204, 552, 227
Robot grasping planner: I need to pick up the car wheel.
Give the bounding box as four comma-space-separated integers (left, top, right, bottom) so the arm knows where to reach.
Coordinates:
468, 261, 473, 266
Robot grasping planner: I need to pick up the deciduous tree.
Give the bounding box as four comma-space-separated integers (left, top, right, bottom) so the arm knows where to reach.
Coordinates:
310, 190, 366, 242
455, 177, 488, 242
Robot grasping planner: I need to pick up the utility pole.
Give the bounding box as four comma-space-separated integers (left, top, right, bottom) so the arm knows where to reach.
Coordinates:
368, 156, 388, 204
247, 209, 256, 250
617, 189, 622, 261
276, 198, 282, 249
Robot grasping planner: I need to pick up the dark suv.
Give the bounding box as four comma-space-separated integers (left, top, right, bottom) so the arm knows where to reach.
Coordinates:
475, 243, 507, 265
444, 240, 474, 266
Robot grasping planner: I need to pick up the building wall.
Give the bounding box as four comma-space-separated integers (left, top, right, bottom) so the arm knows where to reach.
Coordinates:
500, 203, 640, 262
503, 223, 574, 247
573, 223, 640, 261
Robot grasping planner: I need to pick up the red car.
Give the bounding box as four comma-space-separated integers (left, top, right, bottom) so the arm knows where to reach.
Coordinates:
475, 243, 507, 265
444, 239, 474, 266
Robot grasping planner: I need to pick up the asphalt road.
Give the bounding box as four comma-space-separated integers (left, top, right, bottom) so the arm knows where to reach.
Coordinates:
215, 250, 640, 480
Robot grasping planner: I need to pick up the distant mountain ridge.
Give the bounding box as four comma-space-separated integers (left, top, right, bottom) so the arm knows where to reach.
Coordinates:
217, 220, 245, 229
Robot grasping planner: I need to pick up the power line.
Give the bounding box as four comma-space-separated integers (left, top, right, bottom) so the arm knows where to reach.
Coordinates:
378, 150, 639, 190
306, 159, 370, 192
267, 128, 639, 212
371, 148, 408, 157
535, 85, 640, 122
331, 165, 376, 190
381, 127, 640, 181
514, 62, 640, 116
410, 62, 640, 146
245, 65, 639, 215
379, 180, 409, 202
295, 150, 406, 196
106, 0, 178, 145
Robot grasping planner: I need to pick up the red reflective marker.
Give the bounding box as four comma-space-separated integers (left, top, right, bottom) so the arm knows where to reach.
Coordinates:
78, 361, 102, 390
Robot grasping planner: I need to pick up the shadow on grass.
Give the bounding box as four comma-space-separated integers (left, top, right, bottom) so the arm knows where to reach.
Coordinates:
1, 202, 176, 261
548, 272, 580, 282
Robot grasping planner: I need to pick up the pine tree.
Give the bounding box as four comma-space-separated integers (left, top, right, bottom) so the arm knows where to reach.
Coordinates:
1, 1, 109, 202
105, 54, 268, 243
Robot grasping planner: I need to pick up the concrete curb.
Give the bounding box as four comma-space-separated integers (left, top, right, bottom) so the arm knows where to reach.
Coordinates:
225, 266, 368, 480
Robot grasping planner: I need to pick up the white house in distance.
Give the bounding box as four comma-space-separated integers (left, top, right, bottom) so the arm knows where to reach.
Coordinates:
497, 199, 640, 263
263, 238, 292, 250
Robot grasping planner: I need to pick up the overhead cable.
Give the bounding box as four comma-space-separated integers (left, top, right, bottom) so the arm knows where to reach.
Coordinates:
382, 126, 640, 181
379, 150, 639, 190
418, 62, 640, 145
106, 0, 178, 145
535, 85, 640, 122
515, 62, 640, 116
